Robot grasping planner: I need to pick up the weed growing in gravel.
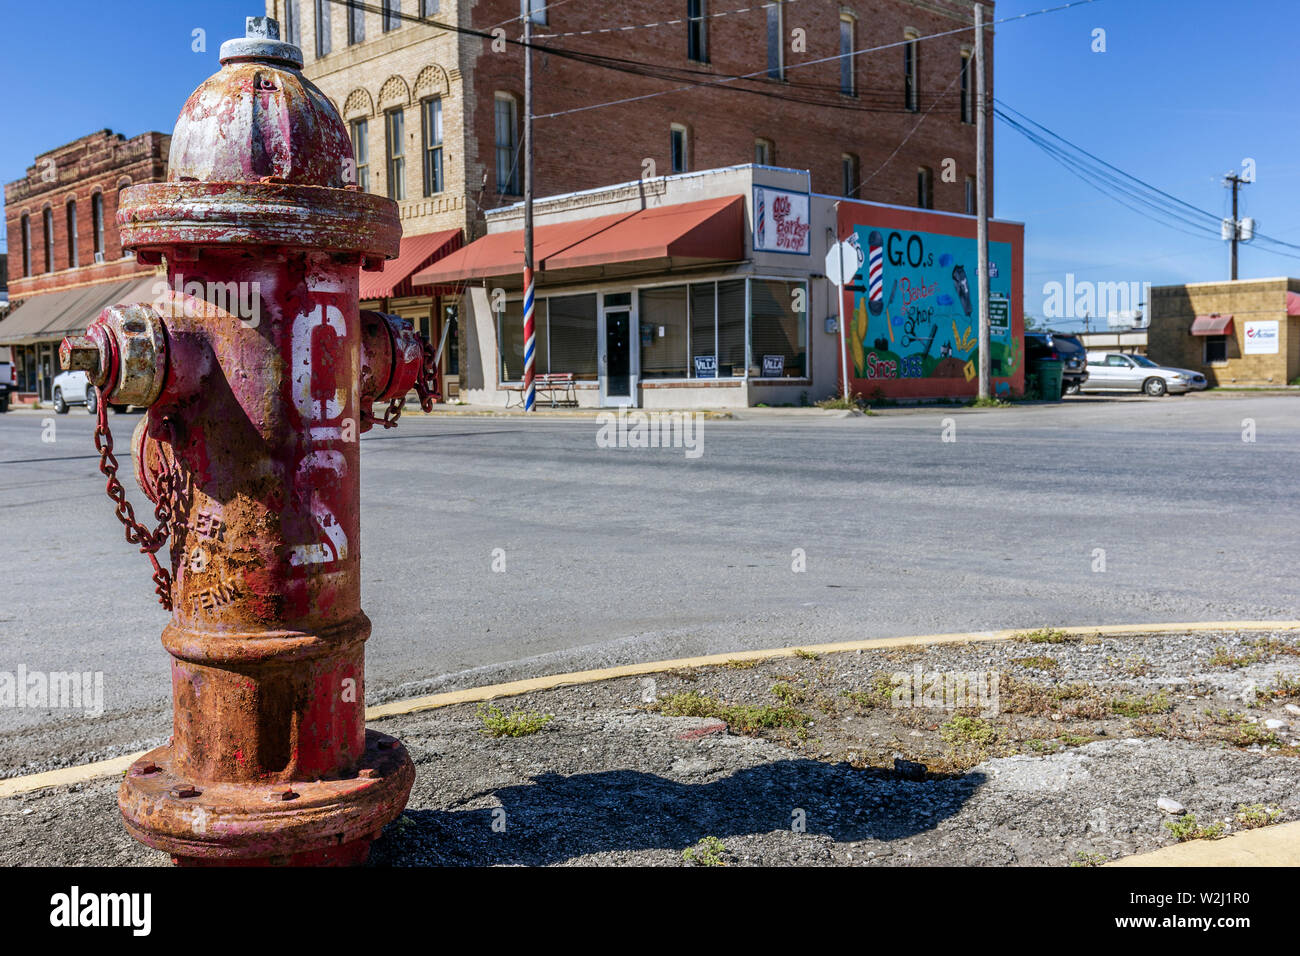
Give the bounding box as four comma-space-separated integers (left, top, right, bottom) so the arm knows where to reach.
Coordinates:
1012, 655, 1060, 671
771, 682, 806, 705
722, 659, 760, 670
1235, 804, 1285, 829
1254, 676, 1300, 702
793, 649, 820, 661
840, 673, 902, 709
1109, 690, 1172, 718
1210, 637, 1300, 669
1070, 851, 1108, 867
1106, 656, 1151, 677
478, 704, 554, 738
1164, 814, 1226, 842
940, 715, 996, 745
653, 690, 807, 735
1015, 628, 1071, 644
682, 836, 729, 866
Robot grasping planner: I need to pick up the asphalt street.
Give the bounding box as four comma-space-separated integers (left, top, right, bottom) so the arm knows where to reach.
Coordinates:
2, 394, 1298, 773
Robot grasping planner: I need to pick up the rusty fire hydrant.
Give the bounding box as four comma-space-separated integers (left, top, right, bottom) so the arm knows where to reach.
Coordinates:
59, 17, 436, 865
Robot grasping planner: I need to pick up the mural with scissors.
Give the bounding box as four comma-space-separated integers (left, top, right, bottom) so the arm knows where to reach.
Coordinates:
848, 225, 1020, 391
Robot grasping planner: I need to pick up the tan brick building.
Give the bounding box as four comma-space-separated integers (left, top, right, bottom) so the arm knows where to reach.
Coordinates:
266, 0, 992, 394
1, 129, 168, 401
1148, 278, 1300, 387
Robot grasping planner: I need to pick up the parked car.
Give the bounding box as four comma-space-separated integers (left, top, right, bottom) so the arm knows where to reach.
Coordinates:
1081, 351, 1208, 396
1024, 332, 1089, 395
51, 369, 98, 414
0, 346, 14, 413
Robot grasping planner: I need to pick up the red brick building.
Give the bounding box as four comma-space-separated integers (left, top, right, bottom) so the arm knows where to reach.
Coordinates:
0, 129, 169, 400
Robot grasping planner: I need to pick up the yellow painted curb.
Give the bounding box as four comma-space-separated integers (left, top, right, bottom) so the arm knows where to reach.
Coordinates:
1108, 821, 1300, 867
3, 619, 1298, 799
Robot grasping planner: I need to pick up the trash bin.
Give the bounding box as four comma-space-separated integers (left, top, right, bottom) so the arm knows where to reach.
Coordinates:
1033, 359, 1063, 400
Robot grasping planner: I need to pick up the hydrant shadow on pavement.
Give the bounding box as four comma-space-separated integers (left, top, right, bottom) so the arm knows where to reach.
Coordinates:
367, 760, 988, 866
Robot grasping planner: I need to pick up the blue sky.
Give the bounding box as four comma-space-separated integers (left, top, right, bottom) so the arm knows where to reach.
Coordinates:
2, 0, 1296, 328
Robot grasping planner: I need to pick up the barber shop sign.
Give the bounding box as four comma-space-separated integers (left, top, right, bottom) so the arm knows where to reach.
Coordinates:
754, 186, 811, 255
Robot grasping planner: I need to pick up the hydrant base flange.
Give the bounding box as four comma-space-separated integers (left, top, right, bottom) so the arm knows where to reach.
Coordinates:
119, 729, 414, 866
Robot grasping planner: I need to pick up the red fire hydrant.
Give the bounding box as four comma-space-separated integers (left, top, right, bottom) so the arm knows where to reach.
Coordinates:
59, 17, 437, 865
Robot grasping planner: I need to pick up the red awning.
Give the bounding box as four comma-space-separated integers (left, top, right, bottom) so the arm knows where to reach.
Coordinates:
411, 195, 745, 287
1190, 314, 1234, 335
1286, 291, 1300, 316
359, 228, 462, 300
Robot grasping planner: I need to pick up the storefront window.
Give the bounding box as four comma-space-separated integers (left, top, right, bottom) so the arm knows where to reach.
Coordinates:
497, 297, 524, 380
750, 278, 807, 378
547, 294, 597, 380
638, 285, 688, 379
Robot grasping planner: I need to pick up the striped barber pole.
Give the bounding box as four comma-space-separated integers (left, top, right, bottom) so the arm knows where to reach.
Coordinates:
523, 267, 536, 411
866, 229, 885, 316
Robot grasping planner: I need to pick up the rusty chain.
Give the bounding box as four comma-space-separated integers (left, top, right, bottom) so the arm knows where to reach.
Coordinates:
92, 386, 185, 610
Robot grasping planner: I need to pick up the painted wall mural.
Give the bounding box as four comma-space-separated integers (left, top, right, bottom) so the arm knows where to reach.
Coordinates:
837, 205, 1024, 399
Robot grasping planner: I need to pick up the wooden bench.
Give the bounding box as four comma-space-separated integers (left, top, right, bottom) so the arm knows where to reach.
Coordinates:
502, 372, 578, 408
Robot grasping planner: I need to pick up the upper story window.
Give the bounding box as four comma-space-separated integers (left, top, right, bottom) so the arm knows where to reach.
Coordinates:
422, 97, 444, 195
43, 208, 55, 273
670, 125, 689, 174
687, 0, 708, 63
421, 0, 439, 14
903, 30, 919, 111
348, 0, 365, 44
315, 0, 331, 57
20, 214, 31, 277
91, 193, 105, 259
840, 15, 856, 95
382, 0, 401, 32
350, 118, 370, 190
917, 166, 933, 209
754, 139, 773, 166
495, 94, 520, 194
965, 175, 976, 215
521, 0, 547, 26
766, 1, 784, 80
385, 108, 406, 200
284, 0, 300, 46
66, 199, 78, 268
842, 153, 859, 198
960, 51, 973, 123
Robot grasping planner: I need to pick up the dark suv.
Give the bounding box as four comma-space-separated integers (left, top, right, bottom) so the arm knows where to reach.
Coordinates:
1025, 332, 1089, 395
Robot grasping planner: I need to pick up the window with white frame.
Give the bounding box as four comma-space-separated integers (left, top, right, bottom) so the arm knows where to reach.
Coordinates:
382, 0, 401, 32
66, 200, 78, 268
385, 108, 405, 200
842, 153, 859, 198
687, 0, 708, 62
350, 118, 369, 190
422, 97, 443, 195
754, 138, 773, 165
670, 124, 689, 174
495, 94, 520, 194
314, 0, 331, 56
840, 15, 856, 95
766, 1, 784, 80
903, 30, 919, 111
348, 0, 364, 43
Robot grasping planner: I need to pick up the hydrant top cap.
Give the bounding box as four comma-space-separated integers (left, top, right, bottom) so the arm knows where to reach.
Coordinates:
219, 16, 303, 69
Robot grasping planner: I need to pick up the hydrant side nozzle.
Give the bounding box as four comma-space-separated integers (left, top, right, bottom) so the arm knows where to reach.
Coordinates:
59, 334, 104, 383
99, 303, 169, 409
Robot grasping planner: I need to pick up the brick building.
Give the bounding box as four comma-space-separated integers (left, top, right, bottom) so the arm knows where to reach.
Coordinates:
0, 129, 169, 401
1148, 278, 1300, 387
266, 0, 991, 394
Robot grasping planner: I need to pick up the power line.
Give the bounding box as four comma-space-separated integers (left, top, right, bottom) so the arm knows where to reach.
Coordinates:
534, 0, 1106, 120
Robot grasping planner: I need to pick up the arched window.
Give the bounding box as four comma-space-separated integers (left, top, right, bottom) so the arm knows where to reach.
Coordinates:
66, 199, 79, 268
92, 193, 105, 261
43, 207, 55, 272
20, 214, 31, 277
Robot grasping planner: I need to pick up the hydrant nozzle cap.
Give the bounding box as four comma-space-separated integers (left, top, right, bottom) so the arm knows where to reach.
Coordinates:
219, 15, 303, 70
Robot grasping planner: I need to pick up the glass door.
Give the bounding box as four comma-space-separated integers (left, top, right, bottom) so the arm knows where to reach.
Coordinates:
599, 293, 636, 406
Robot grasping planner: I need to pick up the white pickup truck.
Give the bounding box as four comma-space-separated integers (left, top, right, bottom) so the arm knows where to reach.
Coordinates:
0, 346, 15, 412
51, 368, 98, 414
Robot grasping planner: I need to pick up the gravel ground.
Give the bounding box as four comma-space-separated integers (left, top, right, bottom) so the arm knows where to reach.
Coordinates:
3, 628, 1298, 867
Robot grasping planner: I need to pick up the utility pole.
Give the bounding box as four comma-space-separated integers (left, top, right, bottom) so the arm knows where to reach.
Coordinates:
522, 8, 536, 411
1224, 171, 1249, 280
974, 2, 990, 400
